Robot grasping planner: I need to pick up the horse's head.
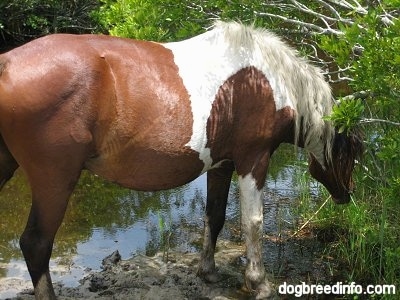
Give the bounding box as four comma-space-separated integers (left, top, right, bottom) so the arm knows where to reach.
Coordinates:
308, 130, 363, 204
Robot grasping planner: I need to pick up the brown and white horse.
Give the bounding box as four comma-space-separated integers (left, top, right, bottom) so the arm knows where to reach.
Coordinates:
0, 22, 362, 299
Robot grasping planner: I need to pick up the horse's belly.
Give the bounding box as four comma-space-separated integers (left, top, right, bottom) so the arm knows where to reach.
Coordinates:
85, 148, 205, 191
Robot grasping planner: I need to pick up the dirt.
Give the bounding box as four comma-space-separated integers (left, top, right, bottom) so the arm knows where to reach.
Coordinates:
4, 241, 260, 300
3, 234, 335, 300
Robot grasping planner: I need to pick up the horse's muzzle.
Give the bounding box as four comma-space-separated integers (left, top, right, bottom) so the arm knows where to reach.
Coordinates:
332, 192, 351, 204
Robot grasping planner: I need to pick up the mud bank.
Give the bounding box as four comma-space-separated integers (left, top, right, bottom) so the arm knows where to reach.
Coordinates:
7, 241, 258, 300
5, 234, 334, 300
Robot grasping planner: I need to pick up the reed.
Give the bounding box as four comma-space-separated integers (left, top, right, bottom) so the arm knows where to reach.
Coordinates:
157, 212, 172, 262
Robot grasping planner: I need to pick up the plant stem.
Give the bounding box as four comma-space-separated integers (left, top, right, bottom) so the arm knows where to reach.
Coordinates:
291, 195, 331, 238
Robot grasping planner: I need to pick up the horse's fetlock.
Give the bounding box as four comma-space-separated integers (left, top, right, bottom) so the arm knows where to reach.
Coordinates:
246, 267, 265, 284
245, 270, 273, 299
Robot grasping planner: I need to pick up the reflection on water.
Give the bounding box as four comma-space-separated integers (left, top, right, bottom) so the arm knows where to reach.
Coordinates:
0, 145, 320, 298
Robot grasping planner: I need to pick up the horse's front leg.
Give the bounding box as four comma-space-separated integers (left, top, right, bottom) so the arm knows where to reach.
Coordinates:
238, 173, 273, 299
197, 161, 234, 282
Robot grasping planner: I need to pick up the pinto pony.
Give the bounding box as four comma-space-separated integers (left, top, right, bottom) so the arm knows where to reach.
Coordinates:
0, 22, 362, 299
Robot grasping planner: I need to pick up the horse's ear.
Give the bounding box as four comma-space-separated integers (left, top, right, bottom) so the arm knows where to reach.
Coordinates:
332, 130, 347, 156
332, 128, 364, 172
348, 128, 364, 161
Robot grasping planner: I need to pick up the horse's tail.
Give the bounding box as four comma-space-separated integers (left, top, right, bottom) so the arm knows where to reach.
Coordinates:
0, 57, 19, 190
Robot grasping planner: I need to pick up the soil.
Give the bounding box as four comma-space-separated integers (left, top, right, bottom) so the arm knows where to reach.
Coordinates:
2, 235, 334, 300
4, 241, 259, 300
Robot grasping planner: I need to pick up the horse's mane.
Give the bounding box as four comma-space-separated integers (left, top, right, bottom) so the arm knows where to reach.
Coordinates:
212, 21, 335, 165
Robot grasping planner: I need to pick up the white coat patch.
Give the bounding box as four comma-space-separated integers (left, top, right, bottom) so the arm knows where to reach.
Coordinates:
162, 22, 333, 170
163, 29, 293, 172
238, 174, 264, 226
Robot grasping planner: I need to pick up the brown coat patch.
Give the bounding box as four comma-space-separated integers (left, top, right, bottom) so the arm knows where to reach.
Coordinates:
0, 35, 204, 191
206, 66, 295, 188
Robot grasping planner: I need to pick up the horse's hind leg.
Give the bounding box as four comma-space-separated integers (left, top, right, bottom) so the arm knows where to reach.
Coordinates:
198, 161, 234, 282
19, 154, 85, 300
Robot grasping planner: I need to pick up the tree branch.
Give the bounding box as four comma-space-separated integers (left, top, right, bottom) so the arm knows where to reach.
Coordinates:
254, 0, 399, 90
341, 90, 372, 101
360, 119, 400, 126
255, 11, 345, 36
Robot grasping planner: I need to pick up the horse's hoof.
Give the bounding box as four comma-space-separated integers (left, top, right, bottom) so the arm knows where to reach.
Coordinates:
243, 278, 274, 299
197, 269, 221, 283
204, 272, 221, 283
255, 281, 274, 299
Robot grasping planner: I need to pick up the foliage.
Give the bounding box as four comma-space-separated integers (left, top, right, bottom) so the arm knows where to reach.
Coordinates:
324, 99, 365, 134
320, 1, 400, 136
0, 0, 101, 49
93, 0, 270, 42
94, 0, 195, 41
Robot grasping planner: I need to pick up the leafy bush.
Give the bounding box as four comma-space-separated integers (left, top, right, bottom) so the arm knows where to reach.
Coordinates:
0, 0, 101, 48
324, 99, 365, 134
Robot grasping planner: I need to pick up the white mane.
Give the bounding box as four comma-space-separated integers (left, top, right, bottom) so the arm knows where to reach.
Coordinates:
213, 21, 335, 165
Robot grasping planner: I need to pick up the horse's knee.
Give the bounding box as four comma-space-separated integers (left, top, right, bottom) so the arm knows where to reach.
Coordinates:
20, 226, 53, 255
19, 229, 34, 256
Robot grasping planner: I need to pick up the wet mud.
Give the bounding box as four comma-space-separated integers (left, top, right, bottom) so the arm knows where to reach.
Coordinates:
4, 235, 334, 300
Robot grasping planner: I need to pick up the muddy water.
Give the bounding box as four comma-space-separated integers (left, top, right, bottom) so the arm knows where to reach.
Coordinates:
0, 145, 325, 299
